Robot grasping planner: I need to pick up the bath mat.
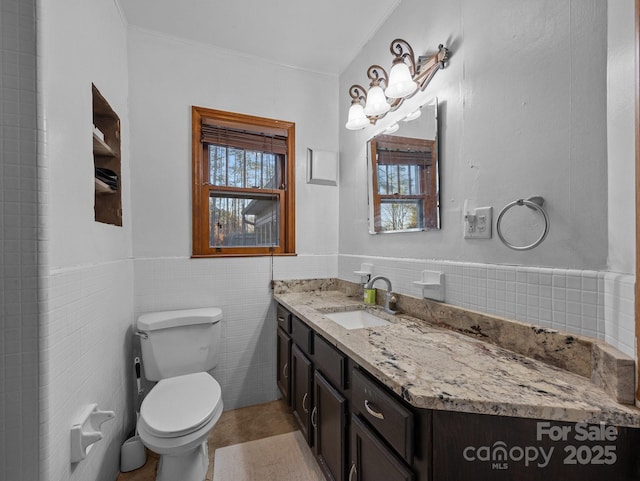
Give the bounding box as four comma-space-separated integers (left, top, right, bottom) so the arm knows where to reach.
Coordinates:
213, 430, 325, 481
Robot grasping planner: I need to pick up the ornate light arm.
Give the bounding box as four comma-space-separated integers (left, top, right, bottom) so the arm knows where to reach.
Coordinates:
414, 44, 450, 90
348, 84, 368, 105
366, 64, 389, 88
389, 38, 417, 75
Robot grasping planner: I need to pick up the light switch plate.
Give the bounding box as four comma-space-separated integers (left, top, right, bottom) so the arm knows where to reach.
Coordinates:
464, 206, 493, 239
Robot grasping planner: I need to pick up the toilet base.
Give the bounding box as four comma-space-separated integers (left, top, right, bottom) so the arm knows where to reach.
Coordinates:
156, 441, 208, 481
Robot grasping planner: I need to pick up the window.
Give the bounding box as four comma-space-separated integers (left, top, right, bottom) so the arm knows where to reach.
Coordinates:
369, 134, 437, 232
192, 107, 295, 256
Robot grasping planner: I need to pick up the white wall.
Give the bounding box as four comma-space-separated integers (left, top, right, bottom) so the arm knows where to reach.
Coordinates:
607, 0, 636, 275
127, 28, 340, 410
338, 0, 637, 358
339, 0, 608, 270
604, 0, 636, 359
127, 28, 339, 258
38, 1, 134, 481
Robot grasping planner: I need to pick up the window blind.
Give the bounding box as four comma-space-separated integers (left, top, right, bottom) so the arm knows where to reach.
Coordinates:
377, 149, 433, 166
374, 135, 434, 166
201, 124, 288, 155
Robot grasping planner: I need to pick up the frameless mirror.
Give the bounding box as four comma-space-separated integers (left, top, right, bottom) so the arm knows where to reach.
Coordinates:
367, 98, 440, 234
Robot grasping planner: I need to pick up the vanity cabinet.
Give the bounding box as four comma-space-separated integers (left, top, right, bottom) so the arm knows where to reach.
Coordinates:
276, 327, 291, 405
277, 303, 420, 481
350, 414, 415, 481
351, 368, 414, 463
277, 304, 350, 481
276, 304, 292, 406
313, 370, 347, 481
291, 344, 313, 444
276, 299, 640, 481
431, 409, 640, 481
275, 303, 428, 481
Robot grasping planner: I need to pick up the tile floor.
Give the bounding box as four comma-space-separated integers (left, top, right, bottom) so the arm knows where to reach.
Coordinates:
117, 400, 298, 481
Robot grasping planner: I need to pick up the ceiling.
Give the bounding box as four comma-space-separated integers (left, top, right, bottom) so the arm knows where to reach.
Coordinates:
117, 0, 402, 76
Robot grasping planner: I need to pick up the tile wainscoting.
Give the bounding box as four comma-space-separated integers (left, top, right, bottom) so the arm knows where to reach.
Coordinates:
339, 255, 636, 358
40, 260, 134, 481
133, 254, 338, 410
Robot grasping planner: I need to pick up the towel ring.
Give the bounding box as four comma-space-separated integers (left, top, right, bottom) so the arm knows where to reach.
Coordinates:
496, 196, 549, 251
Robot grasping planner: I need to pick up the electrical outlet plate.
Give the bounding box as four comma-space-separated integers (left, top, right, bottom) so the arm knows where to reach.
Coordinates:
464, 206, 493, 239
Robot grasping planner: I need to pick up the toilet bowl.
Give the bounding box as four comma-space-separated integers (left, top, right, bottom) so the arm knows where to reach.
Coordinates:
137, 372, 223, 481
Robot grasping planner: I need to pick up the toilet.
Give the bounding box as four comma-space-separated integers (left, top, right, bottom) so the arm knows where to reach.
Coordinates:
136, 308, 224, 481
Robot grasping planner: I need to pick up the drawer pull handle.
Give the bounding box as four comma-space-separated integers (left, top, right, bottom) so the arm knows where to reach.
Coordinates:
364, 400, 385, 420
348, 463, 357, 481
311, 407, 318, 429
283, 362, 288, 379
277, 316, 285, 324
302, 392, 309, 413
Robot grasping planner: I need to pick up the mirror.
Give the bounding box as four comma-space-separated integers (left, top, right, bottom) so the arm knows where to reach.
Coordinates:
367, 98, 440, 234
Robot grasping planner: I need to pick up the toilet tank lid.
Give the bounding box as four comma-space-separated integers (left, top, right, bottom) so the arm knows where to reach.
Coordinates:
137, 307, 222, 331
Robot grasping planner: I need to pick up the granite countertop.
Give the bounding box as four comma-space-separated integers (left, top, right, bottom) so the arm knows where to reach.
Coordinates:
274, 287, 640, 428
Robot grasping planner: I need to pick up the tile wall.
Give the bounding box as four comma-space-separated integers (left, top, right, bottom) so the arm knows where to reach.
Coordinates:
339, 255, 636, 358
40, 261, 134, 481
134, 254, 338, 410
0, 0, 39, 480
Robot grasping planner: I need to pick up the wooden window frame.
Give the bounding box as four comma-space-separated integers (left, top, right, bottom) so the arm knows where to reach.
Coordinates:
370, 134, 438, 233
192, 106, 296, 257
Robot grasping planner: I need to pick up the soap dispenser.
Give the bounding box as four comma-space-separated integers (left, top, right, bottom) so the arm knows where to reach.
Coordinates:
354, 263, 374, 300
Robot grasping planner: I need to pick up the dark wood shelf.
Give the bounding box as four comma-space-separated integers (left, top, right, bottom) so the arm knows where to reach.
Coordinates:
93, 134, 116, 157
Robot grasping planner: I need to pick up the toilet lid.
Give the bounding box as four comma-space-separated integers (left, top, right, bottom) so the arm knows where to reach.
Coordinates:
140, 372, 221, 438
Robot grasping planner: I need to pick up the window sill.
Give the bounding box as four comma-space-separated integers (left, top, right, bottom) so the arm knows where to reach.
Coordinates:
191, 252, 297, 259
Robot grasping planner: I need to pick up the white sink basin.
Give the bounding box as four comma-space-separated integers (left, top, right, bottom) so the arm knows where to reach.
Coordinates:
323, 310, 391, 330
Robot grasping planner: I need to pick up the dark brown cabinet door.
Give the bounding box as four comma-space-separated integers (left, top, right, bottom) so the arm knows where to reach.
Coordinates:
314, 371, 347, 481
292, 344, 313, 444
349, 414, 414, 481
276, 327, 291, 405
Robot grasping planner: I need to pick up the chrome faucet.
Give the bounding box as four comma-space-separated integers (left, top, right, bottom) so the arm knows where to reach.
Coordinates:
364, 275, 398, 314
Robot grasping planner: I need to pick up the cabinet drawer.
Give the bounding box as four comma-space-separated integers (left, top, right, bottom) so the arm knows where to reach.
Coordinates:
314, 335, 347, 390
292, 315, 313, 355
350, 414, 414, 481
352, 368, 414, 463
276, 304, 292, 333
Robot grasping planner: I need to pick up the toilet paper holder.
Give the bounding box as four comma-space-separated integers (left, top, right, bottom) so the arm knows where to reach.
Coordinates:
70, 403, 115, 463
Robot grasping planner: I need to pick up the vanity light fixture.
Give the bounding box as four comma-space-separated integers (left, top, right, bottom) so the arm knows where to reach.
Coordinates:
345, 40, 449, 130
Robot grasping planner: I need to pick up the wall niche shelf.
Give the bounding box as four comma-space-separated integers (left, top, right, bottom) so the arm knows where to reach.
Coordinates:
92, 133, 116, 157
92, 84, 122, 226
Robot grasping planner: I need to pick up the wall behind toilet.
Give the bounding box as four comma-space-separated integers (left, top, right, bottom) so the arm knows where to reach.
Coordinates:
127, 27, 340, 410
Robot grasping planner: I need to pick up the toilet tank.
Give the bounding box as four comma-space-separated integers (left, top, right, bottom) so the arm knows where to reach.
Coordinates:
137, 307, 222, 381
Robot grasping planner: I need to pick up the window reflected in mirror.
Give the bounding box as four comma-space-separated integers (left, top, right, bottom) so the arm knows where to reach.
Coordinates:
367, 99, 440, 233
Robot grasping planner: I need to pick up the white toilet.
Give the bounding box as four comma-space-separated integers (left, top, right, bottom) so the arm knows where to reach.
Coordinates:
136, 307, 224, 481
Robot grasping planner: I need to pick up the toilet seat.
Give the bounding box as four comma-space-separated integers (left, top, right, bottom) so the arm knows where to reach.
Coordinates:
140, 372, 222, 438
